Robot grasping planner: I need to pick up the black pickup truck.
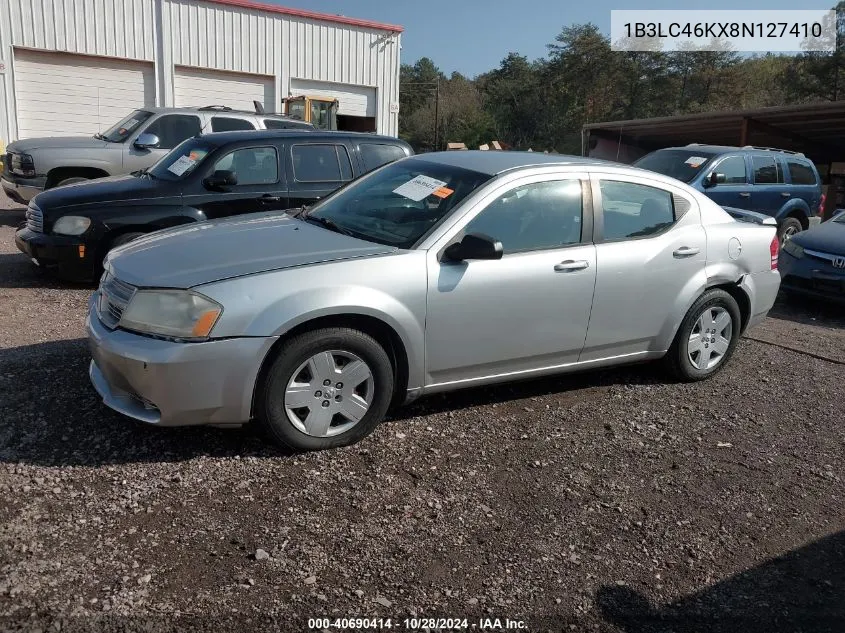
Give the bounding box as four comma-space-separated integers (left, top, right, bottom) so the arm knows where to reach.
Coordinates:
14, 130, 413, 282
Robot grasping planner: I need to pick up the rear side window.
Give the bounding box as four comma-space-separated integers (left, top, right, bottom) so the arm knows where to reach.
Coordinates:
292, 144, 353, 182
210, 117, 256, 132
360, 143, 407, 172
144, 115, 202, 150
752, 156, 781, 184
600, 180, 675, 240
787, 159, 817, 185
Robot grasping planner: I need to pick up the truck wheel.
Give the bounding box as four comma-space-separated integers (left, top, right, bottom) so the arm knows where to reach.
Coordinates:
778, 216, 802, 243
54, 176, 89, 188
256, 327, 394, 451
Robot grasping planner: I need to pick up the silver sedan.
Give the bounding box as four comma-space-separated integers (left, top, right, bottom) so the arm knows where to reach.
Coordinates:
87, 151, 782, 451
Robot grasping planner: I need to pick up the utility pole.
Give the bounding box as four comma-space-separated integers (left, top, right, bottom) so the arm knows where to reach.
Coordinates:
433, 77, 440, 151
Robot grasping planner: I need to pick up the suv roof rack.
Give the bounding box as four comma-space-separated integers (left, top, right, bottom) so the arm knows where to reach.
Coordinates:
741, 145, 805, 157
198, 105, 233, 111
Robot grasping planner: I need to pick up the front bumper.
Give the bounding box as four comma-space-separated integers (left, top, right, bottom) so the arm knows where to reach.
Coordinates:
778, 250, 845, 304
14, 226, 97, 281
2, 174, 47, 204
86, 294, 277, 427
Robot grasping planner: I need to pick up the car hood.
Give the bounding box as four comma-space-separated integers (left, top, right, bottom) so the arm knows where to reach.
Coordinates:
8, 135, 111, 152
34, 174, 166, 212
105, 213, 398, 288
792, 219, 845, 256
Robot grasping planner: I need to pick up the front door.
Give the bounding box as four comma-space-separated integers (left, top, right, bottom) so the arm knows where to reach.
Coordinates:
186, 144, 288, 220
425, 176, 596, 386
582, 176, 707, 361
702, 154, 752, 210
123, 113, 203, 173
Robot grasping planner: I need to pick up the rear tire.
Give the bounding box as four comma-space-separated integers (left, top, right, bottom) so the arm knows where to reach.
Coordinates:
664, 289, 741, 382
777, 216, 803, 244
256, 327, 394, 451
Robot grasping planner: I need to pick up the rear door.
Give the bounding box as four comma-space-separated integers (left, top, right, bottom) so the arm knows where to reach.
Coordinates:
185, 142, 288, 219
749, 154, 789, 217
284, 141, 355, 209
703, 154, 752, 209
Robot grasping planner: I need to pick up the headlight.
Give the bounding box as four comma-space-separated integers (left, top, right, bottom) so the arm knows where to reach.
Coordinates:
119, 290, 223, 340
10, 152, 35, 177
52, 216, 92, 235
783, 239, 804, 259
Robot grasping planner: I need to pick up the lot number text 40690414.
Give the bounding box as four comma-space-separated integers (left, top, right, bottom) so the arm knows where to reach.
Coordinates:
307, 617, 527, 630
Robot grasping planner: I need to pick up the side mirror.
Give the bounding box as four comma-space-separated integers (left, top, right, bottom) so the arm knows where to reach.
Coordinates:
443, 232, 504, 262
704, 172, 726, 187
133, 133, 160, 150
204, 170, 237, 189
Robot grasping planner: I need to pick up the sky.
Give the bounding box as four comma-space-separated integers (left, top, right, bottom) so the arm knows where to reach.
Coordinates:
271, 0, 818, 77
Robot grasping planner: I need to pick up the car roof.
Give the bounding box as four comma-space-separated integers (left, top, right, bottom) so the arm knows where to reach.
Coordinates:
410, 150, 619, 175
196, 129, 411, 146
140, 105, 304, 119
655, 144, 809, 158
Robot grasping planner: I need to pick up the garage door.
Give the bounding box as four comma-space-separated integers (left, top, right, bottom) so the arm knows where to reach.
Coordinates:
14, 49, 155, 140
289, 79, 376, 117
174, 67, 274, 113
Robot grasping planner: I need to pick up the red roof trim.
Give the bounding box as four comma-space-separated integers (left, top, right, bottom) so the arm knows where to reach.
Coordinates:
202, 0, 404, 32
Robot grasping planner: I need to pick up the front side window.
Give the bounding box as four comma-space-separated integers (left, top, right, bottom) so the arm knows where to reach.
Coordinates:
600, 180, 675, 240
302, 157, 493, 248
787, 159, 817, 185
148, 138, 216, 181
712, 156, 747, 184
144, 115, 202, 150
752, 156, 780, 184
210, 117, 256, 132
360, 143, 408, 172
212, 147, 278, 185
463, 180, 583, 254
100, 109, 154, 143
292, 144, 353, 182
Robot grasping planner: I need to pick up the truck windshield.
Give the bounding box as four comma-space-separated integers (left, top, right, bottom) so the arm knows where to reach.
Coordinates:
633, 149, 716, 183
302, 158, 494, 249
148, 139, 215, 181
99, 110, 154, 143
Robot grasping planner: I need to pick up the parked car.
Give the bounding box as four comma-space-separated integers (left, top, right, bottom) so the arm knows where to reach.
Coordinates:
633, 144, 823, 242
778, 209, 845, 304
14, 129, 413, 281
86, 151, 781, 451
1, 105, 314, 204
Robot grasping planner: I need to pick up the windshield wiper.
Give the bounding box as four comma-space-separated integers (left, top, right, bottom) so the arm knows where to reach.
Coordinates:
289, 204, 309, 218
94, 133, 105, 140
304, 215, 357, 237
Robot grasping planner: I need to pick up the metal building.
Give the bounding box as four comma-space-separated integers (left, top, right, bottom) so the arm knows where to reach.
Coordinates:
0, 0, 403, 144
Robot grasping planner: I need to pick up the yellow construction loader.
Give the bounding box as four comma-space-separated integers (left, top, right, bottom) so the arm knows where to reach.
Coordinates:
282, 95, 339, 131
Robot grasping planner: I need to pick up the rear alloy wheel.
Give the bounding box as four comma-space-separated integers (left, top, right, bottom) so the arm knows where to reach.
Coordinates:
665, 289, 741, 381
257, 328, 394, 451
778, 216, 802, 244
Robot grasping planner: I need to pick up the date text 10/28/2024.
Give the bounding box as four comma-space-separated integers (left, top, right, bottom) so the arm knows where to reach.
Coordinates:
308, 617, 528, 630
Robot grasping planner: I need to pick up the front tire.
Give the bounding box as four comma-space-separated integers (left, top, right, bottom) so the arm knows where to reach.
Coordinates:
664, 289, 741, 382
256, 328, 395, 451
54, 176, 90, 188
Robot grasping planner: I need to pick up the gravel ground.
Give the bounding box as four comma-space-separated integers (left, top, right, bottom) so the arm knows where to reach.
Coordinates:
1, 194, 843, 633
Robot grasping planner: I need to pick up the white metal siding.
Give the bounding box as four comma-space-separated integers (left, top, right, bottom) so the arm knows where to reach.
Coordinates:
14, 49, 155, 139
174, 66, 274, 112
289, 79, 376, 118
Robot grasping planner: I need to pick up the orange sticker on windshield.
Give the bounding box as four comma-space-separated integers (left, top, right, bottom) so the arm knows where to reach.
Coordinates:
432, 186, 454, 199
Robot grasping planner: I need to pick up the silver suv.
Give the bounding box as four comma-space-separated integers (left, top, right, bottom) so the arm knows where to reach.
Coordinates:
2, 105, 313, 204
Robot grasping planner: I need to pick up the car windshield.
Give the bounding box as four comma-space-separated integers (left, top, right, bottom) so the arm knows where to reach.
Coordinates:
99, 110, 154, 143
302, 158, 494, 248
634, 149, 716, 183
835, 213, 845, 224
148, 138, 215, 181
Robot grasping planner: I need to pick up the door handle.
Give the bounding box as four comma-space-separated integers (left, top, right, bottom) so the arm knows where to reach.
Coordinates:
739, 192, 751, 198
673, 246, 700, 258
259, 195, 282, 203
781, 192, 791, 198
554, 260, 590, 272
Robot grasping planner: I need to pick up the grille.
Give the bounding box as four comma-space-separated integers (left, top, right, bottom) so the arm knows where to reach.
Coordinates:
97, 273, 136, 329
25, 203, 43, 233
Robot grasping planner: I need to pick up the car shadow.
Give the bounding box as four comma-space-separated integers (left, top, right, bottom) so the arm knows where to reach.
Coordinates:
0, 337, 663, 468
768, 292, 845, 330
596, 529, 845, 633
0, 205, 26, 228
0, 252, 96, 289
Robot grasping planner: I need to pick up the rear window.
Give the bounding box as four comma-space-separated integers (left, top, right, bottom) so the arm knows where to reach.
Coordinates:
210, 117, 256, 132
752, 156, 782, 184
264, 118, 307, 129
786, 159, 817, 185
632, 149, 715, 183
292, 144, 353, 182
360, 143, 407, 171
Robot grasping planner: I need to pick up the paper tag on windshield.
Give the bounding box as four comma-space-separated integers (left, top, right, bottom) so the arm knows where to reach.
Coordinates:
167, 154, 196, 176
685, 156, 707, 167
393, 175, 448, 201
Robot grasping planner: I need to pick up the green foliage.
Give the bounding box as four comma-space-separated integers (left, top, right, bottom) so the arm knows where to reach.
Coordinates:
399, 8, 845, 153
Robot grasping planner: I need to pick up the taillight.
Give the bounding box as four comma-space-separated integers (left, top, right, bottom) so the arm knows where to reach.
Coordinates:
770, 234, 779, 270
819, 193, 826, 217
